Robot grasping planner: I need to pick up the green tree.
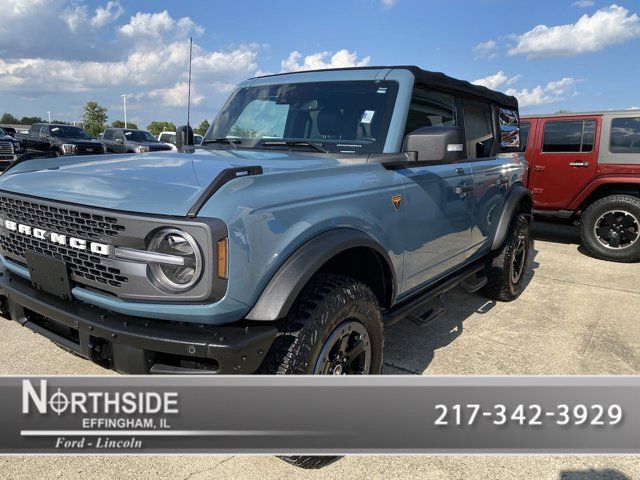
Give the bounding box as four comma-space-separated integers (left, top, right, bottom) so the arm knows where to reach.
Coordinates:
0, 113, 20, 125
147, 121, 176, 137
82, 101, 108, 137
20, 116, 44, 125
195, 119, 210, 136
112, 120, 138, 129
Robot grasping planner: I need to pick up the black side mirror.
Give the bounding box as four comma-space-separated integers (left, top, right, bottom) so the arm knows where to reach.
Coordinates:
403, 126, 466, 163
176, 125, 194, 150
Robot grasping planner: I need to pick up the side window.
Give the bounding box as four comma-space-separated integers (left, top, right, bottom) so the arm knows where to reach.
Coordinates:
114, 130, 125, 141
463, 99, 494, 158
519, 122, 530, 151
610, 117, 640, 154
404, 89, 457, 136
39, 125, 49, 138
542, 120, 596, 153
103, 129, 114, 141
29, 125, 39, 137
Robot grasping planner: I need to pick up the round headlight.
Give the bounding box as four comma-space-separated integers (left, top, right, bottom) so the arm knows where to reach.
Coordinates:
148, 229, 202, 293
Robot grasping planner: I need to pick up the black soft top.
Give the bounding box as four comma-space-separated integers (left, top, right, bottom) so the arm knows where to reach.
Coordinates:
256, 65, 519, 110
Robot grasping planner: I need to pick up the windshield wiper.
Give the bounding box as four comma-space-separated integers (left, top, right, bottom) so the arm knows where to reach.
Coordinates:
202, 138, 240, 149
259, 140, 328, 153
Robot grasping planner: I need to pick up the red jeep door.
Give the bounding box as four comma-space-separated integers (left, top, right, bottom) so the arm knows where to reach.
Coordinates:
529, 116, 600, 209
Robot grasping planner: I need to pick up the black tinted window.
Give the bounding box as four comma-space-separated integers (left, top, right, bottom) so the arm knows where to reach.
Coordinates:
543, 120, 596, 153
404, 89, 457, 136
103, 129, 114, 140
610, 117, 640, 154
464, 99, 494, 158
520, 122, 530, 151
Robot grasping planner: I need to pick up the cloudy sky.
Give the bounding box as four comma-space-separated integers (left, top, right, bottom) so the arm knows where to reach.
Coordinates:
1, 0, 639, 129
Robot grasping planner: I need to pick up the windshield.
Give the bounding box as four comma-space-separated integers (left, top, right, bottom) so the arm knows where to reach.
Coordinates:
206, 80, 399, 154
50, 125, 91, 139
124, 129, 158, 142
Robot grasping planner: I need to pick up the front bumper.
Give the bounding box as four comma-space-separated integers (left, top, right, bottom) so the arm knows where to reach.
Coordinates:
0, 270, 276, 374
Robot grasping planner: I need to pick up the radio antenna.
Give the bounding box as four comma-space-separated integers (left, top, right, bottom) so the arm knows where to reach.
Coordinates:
186, 37, 193, 130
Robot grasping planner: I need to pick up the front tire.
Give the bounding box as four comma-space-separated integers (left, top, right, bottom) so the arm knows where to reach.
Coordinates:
258, 273, 384, 470
579, 195, 640, 263
481, 213, 531, 302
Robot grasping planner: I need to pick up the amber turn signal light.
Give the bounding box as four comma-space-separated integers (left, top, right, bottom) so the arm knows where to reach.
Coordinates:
217, 238, 228, 279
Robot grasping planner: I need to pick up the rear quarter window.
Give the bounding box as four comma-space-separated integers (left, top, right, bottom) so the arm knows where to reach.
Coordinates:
610, 117, 640, 154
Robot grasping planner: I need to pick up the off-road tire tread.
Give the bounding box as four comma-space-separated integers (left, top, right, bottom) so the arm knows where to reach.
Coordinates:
481, 214, 530, 302
257, 273, 383, 375
579, 194, 640, 263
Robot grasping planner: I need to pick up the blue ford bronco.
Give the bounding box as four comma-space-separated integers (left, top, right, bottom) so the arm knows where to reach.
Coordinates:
0, 66, 532, 378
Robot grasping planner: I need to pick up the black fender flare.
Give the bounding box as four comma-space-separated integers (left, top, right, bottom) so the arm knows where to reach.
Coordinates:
244, 228, 396, 321
491, 184, 533, 250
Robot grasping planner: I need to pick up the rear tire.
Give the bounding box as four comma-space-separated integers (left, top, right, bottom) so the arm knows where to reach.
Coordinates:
258, 273, 384, 470
579, 195, 640, 263
481, 213, 531, 302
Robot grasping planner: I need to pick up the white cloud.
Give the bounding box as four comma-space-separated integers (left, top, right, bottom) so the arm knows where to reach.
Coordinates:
381, 0, 398, 7
472, 71, 520, 90
508, 5, 640, 58
281, 49, 370, 72
473, 40, 499, 59
91, 1, 124, 28
62, 5, 88, 32
573, 0, 595, 7
506, 78, 577, 107
473, 71, 577, 107
118, 10, 204, 44
629, 106, 640, 110
148, 82, 204, 107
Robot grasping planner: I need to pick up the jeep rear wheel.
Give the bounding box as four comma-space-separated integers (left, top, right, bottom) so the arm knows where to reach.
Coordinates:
258, 273, 384, 470
580, 195, 640, 263
481, 213, 531, 302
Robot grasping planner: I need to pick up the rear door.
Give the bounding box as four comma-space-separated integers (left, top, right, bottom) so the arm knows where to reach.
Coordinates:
529, 116, 600, 209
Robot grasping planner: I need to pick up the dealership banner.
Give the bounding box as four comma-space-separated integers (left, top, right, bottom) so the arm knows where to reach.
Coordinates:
1, 376, 639, 454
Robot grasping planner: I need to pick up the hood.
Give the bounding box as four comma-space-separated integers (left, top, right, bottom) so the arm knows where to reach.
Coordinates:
0, 135, 18, 143
0, 148, 349, 216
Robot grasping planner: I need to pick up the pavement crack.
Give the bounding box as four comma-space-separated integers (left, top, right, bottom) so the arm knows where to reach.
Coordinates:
530, 273, 640, 296
181, 457, 234, 480
384, 362, 421, 374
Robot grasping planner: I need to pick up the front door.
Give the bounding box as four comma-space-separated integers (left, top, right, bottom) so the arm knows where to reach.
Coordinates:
529, 116, 600, 209
400, 164, 474, 292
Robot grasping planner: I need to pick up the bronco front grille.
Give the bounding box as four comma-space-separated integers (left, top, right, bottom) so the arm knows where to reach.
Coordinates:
0, 232, 128, 288
0, 195, 128, 289
0, 195, 125, 240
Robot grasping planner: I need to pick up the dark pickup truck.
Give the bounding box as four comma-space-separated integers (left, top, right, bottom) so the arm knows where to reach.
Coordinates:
23, 124, 106, 156
101, 128, 173, 154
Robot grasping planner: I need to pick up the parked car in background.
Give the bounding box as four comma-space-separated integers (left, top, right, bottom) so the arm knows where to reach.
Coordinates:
157, 131, 177, 150
0, 126, 18, 138
101, 128, 173, 154
23, 124, 106, 157
522, 111, 640, 262
0, 127, 24, 171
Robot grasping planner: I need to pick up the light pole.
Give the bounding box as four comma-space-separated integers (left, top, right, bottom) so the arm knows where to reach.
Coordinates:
121, 94, 128, 128
47, 111, 51, 123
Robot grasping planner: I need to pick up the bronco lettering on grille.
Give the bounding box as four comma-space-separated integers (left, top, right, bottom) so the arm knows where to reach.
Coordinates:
2, 220, 110, 256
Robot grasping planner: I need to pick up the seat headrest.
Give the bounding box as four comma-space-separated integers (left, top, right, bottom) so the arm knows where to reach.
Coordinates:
317, 107, 343, 137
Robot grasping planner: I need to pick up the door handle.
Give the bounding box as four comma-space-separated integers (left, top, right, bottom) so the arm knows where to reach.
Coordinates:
455, 185, 474, 197
569, 161, 589, 168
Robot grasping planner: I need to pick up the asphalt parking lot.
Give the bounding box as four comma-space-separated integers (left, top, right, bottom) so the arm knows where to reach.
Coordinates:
1, 221, 639, 479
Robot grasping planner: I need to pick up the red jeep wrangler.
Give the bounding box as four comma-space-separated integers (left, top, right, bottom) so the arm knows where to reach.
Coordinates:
521, 111, 640, 262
